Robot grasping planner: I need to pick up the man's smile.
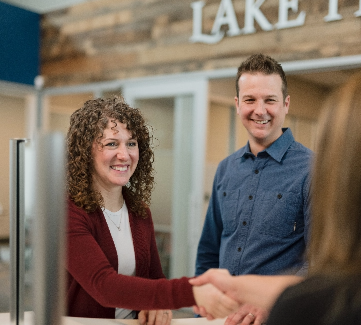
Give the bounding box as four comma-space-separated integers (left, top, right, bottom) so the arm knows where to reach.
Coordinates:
252, 119, 270, 124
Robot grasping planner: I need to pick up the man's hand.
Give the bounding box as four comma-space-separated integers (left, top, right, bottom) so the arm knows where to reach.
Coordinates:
138, 309, 172, 325
224, 304, 268, 325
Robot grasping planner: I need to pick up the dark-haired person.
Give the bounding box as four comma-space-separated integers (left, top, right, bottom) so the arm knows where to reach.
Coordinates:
195, 54, 313, 324
66, 96, 239, 323
192, 70, 361, 325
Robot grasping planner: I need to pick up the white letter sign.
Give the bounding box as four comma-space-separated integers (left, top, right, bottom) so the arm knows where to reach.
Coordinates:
190, 0, 358, 44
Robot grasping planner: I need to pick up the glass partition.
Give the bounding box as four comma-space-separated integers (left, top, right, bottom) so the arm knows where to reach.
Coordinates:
9, 134, 66, 325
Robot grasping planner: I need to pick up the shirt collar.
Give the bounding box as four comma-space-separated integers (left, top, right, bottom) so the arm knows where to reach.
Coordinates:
237, 128, 294, 163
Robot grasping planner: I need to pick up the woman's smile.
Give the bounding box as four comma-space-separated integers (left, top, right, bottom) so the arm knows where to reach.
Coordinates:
111, 165, 128, 172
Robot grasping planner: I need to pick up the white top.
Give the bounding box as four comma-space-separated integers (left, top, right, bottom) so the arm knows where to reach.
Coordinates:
102, 203, 136, 319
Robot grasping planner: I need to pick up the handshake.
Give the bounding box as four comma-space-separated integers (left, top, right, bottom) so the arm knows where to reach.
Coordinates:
190, 269, 301, 325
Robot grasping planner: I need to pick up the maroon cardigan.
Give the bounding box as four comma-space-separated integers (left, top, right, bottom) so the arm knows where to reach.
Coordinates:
66, 199, 195, 318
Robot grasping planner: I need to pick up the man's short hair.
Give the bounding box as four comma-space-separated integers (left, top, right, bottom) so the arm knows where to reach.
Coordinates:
236, 53, 288, 101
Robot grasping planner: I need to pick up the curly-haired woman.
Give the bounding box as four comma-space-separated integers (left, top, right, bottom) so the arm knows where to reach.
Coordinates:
66, 96, 239, 323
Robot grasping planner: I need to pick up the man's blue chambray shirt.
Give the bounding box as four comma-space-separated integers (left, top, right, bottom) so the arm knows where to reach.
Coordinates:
195, 128, 313, 276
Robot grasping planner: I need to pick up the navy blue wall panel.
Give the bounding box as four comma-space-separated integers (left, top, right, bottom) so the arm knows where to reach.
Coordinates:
0, 1, 40, 85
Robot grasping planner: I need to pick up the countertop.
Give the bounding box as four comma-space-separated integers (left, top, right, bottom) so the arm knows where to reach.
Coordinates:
0, 312, 226, 325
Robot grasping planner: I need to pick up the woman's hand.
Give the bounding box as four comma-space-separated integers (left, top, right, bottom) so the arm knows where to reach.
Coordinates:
138, 309, 172, 325
190, 269, 236, 299
224, 304, 269, 325
192, 283, 240, 320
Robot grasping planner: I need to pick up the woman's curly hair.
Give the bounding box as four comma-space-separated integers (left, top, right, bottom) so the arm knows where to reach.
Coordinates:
66, 96, 154, 218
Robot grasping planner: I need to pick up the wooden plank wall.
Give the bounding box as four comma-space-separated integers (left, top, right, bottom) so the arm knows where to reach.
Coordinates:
41, 0, 361, 86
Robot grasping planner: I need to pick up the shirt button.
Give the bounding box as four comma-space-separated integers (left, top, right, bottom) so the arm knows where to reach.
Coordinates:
243, 221, 247, 226
255, 170, 259, 174
249, 195, 253, 200
237, 247, 242, 252
277, 193, 282, 199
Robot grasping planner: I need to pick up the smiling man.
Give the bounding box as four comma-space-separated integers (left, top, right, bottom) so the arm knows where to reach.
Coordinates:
195, 54, 313, 324
196, 53, 312, 278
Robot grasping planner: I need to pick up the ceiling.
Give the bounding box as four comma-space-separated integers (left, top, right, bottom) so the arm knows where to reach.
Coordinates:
2, 0, 87, 13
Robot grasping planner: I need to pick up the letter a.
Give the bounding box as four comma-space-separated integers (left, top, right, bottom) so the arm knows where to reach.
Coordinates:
211, 0, 241, 36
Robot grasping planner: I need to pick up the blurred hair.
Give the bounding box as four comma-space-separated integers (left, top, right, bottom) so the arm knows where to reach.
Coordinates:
66, 96, 154, 218
236, 53, 288, 101
309, 72, 361, 275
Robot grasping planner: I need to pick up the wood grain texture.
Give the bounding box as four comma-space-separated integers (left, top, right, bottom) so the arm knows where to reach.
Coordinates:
40, 0, 361, 86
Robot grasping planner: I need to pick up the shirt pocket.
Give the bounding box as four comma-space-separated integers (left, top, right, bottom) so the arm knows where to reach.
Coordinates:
220, 189, 240, 235
257, 192, 302, 238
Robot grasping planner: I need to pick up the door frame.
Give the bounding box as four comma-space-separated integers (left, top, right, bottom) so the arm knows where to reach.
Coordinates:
123, 74, 208, 277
